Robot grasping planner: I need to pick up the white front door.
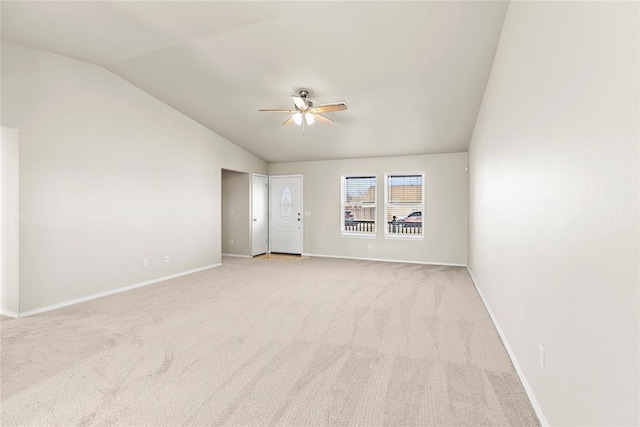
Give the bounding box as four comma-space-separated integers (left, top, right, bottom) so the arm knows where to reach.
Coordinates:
269, 175, 303, 254
251, 174, 268, 256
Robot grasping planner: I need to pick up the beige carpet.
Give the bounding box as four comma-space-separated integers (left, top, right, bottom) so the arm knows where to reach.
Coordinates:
1, 256, 539, 426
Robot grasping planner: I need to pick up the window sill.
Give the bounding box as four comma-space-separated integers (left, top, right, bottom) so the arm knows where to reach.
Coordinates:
384, 234, 425, 240
341, 232, 377, 239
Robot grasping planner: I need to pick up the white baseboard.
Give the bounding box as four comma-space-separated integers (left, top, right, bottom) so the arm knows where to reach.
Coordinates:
221, 253, 252, 258
302, 252, 466, 267
466, 266, 548, 426
0, 309, 19, 318
17, 263, 222, 318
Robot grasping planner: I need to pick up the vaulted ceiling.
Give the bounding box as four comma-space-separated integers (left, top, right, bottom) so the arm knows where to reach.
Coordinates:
1, 1, 509, 163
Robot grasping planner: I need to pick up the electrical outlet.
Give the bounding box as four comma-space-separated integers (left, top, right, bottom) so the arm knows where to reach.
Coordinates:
142, 258, 149, 267
538, 344, 545, 368
164, 255, 169, 263
367, 243, 372, 250
231, 239, 235, 245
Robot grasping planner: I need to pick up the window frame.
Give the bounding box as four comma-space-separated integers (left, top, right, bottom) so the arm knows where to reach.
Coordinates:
341, 174, 377, 237
384, 172, 425, 239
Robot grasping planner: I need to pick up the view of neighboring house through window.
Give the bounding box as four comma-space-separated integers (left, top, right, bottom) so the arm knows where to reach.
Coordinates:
385, 173, 424, 236
341, 175, 376, 234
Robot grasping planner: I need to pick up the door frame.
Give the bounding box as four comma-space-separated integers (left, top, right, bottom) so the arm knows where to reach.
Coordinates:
251, 173, 269, 256
268, 174, 303, 254
1, 127, 20, 317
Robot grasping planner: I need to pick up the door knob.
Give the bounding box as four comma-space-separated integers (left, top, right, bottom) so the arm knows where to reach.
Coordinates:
253, 219, 257, 221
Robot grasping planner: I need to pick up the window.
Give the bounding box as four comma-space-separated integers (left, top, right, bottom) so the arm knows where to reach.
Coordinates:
385, 173, 424, 237
341, 175, 376, 234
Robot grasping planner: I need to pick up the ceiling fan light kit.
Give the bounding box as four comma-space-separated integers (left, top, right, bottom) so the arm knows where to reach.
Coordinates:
304, 112, 315, 125
259, 89, 348, 134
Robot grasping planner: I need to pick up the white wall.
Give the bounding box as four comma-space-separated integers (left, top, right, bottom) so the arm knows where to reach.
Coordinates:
468, 2, 639, 425
1, 40, 267, 314
269, 152, 468, 265
1, 127, 20, 316
221, 170, 251, 256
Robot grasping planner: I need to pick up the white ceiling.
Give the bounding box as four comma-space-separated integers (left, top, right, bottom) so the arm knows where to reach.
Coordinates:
1, 1, 509, 163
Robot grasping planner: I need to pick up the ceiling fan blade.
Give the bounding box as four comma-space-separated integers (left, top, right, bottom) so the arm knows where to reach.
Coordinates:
314, 113, 334, 124
259, 108, 296, 113
292, 95, 307, 110
310, 102, 348, 113
282, 117, 294, 126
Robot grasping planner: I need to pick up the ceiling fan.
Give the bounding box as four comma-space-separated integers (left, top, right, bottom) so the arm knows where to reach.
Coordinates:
259, 89, 348, 129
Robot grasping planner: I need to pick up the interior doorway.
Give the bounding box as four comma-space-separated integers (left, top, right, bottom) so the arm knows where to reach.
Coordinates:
221, 170, 250, 257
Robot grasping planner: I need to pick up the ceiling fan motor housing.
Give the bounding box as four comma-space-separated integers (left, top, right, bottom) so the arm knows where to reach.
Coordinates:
298, 89, 310, 99
297, 90, 311, 109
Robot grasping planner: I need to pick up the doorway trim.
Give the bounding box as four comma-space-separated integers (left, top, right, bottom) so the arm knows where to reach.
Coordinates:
251, 173, 269, 256
1, 127, 20, 317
